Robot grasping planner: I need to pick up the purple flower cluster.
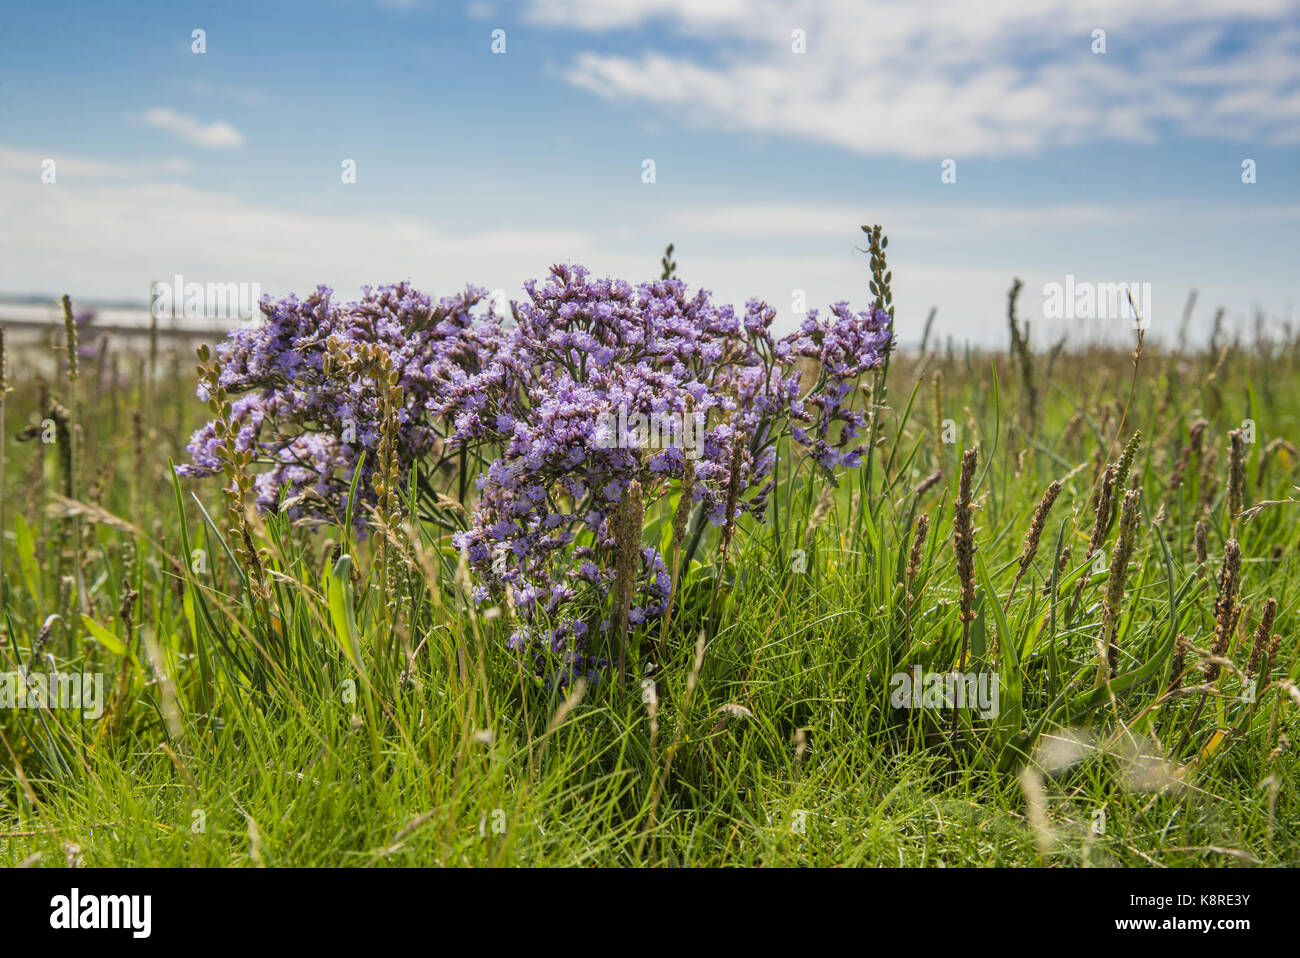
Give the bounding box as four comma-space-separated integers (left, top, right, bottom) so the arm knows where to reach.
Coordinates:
180, 265, 892, 676
440, 265, 890, 673
776, 302, 893, 471
178, 282, 506, 524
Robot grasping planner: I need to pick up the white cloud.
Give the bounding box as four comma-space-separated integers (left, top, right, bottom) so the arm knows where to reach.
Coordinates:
663, 202, 1158, 239
0, 145, 1291, 350
526, 0, 1300, 157
138, 108, 245, 149
0, 145, 190, 179
0, 157, 594, 307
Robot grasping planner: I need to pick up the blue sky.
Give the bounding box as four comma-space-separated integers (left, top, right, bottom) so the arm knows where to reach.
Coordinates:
1, 0, 1298, 346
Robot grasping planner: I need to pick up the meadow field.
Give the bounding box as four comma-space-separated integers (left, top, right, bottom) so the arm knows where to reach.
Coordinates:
1, 236, 1297, 868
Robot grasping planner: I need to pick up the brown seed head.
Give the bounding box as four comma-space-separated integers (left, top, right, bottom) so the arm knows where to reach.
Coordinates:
1169, 634, 1189, 690
1087, 464, 1116, 557
907, 514, 930, 582
1228, 428, 1246, 520
1016, 479, 1062, 580
953, 447, 979, 622
1205, 538, 1242, 680
1246, 597, 1278, 677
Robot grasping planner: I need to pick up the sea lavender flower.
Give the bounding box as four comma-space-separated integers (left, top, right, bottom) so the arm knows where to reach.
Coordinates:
178, 282, 507, 526
181, 262, 893, 679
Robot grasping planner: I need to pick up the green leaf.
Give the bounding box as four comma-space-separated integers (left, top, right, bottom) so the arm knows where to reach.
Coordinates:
183, 586, 198, 646
970, 602, 987, 663
327, 554, 364, 676
14, 513, 40, 603
977, 553, 1023, 745
79, 614, 127, 656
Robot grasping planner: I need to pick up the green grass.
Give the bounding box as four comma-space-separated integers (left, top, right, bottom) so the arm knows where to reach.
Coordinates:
1, 319, 1298, 867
